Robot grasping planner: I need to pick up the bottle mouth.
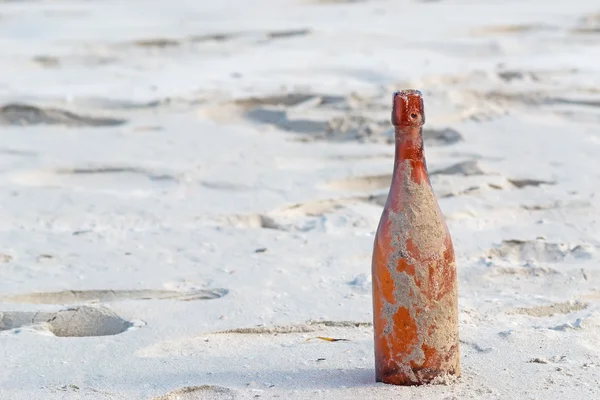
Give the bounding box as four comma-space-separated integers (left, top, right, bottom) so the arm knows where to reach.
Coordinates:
392, 90, 425, 127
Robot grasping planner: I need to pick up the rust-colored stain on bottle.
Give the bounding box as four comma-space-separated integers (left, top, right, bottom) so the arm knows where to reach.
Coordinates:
371, 90, 460, 385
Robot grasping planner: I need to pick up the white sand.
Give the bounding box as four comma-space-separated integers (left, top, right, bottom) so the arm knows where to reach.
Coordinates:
1, 0, 600, 398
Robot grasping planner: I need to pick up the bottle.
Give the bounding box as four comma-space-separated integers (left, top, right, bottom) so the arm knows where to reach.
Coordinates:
371, 90, 460, 385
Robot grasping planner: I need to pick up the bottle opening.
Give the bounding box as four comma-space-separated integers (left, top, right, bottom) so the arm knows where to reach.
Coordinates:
392, 90, 425, 127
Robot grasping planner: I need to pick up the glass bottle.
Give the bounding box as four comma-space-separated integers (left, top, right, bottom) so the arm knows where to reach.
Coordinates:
371, 90, 460, 385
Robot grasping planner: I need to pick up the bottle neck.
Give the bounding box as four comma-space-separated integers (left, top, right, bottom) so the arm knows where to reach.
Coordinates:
394, 126, 424, 160
393, 126, 429, 185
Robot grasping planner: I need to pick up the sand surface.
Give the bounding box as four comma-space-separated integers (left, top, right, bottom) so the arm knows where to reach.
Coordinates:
1, 0, 600, 399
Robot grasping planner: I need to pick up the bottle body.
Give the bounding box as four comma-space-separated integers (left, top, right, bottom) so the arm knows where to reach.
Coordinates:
371, 90, 460, 385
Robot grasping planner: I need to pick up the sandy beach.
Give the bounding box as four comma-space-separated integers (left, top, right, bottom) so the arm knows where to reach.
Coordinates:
1, 0, 600, 398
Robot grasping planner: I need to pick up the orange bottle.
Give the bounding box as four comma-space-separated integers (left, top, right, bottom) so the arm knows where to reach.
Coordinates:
371, 90, 460, 385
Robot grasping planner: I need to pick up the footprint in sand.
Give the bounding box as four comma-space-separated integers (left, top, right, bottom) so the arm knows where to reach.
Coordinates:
152, 385, 236, 400
430, 160, 486, 176
201, 213, 282, 230
201, 91, 376, 142
521, 199, 591, 211
441, 177, 555, 199
323, 159, 484, 192
323, 174, 392, 192
1, 288, 229, 304
308, 159, 486, 200
215, 320, 372, 335
326, 153, 394, 161
31, 55, 61, 68
199, 197, 348, 229
469, 23, 558, 36
0, 147, 37, 157
440, 183, 505, 199
486, 239, 595, 264
195, 28, 311, 42
234, 93, 335, 109
322, 158, 556, 202
126, 28, 311, 51
10, 166, 179, 191
0, 253, 14, 263
201, 195, 379, 232
508, 301, 588, 317
234, 92, 342, 137
198, 92, 340, 134
0, 306, 134, 337
485, 265, 559, 277
570, 11, 600, 34
507, 178, 555, 189
507, 301, 589, 318
422, 128, 464, 146
0, 104, 125, 127
244, 108, 328, 135
136, 320, 371, 358
201, 88, 467, 145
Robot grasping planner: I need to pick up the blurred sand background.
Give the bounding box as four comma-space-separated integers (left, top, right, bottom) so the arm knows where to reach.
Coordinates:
1, 0, 600, 399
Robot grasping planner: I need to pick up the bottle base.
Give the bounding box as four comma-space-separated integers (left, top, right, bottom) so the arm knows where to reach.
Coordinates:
376, 368, 460, 386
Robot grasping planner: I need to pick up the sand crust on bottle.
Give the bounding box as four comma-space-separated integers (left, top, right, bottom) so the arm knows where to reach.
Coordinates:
375, 160, 459, 384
